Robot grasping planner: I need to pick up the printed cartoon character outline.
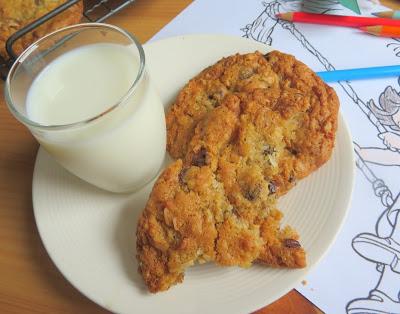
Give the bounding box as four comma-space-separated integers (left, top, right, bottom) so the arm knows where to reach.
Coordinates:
350, 80, 400, 313
356, 80, 400, 166
242, 1, 400, 313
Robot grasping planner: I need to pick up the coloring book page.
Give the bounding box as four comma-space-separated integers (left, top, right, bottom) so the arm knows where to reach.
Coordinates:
151, 1, 400, 313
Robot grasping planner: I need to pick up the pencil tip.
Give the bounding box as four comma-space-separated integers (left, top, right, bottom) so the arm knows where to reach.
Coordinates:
359, 26, 380, 36
276, 12, 293, 21
360, 25, 381, 32
371, 11, 391, 18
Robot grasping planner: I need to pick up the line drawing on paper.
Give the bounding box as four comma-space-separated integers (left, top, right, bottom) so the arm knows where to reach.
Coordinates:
351, 144, 400, 314
242, 1, 400, 313
387, 39, 400, 57
351, 82, 400, 313
356, 83, 400, 166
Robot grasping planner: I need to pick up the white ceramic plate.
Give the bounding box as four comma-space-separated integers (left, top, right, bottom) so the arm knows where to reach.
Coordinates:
33, 34, 355, 314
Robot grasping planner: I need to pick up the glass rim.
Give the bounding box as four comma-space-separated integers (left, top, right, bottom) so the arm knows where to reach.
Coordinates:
4, 22, 146, 131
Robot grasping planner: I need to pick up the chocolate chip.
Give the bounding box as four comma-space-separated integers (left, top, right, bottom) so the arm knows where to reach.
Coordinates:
178, 168, 188, 185
284, 239, 301, 248
244, 186, 260, 201
263, 145, 276, 156
192, 147, 208, 167
268, 181, 277, 195
263, 53, 271, 61
232, 207, 240, 217
288, 147, 298, 156
207, 94, 220, 107
288, 173, 296, 183
244, 190, 257, 201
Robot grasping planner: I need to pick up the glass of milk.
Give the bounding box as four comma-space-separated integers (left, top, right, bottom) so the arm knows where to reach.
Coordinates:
5, 23, 166, 193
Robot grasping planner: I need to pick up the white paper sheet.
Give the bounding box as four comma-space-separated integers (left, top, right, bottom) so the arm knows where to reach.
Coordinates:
151, 1, 400, 313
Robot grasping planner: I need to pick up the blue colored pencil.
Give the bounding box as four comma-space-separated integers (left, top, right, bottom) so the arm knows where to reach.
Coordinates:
316, 65, 400, 82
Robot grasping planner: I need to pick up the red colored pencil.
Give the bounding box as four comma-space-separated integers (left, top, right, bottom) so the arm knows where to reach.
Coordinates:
360, 25, 400, 38
277, 12, 400, 28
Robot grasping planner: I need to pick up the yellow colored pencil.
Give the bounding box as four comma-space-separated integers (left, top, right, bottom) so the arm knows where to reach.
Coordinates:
360, 25, 400, 38
372, 11, 400, 20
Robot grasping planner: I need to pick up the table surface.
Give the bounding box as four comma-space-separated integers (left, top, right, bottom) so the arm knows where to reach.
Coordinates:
1, 0, 398, 313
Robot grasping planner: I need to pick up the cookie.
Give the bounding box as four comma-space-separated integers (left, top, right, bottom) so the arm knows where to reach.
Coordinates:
136, 160, 305, 293
184, 93, 307, 267
0, 0, 83, 59
166, 51, 339, 195
137, 97, 306, 293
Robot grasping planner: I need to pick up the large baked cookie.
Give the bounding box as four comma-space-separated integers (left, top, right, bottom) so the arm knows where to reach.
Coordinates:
166, 51, 339, 195
136, 160, 305, 293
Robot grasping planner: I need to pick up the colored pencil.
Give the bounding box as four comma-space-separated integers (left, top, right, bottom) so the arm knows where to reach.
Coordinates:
316, 65, 400, 82
372, 11, 400, 20
277, 12, 400, 28
360, 25, 400, 38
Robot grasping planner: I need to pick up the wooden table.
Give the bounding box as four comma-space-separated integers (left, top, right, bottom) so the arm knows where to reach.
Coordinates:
0, 0, 398, 313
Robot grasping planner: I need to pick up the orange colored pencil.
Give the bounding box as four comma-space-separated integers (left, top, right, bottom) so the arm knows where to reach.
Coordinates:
360, 25, 400, 38
277, 12, 400, 28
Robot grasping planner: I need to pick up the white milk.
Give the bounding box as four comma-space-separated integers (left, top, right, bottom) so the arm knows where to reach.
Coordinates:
27, 43, 166, 192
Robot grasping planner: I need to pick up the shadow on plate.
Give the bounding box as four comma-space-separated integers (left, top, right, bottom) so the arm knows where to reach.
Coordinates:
113, 192, 151, 295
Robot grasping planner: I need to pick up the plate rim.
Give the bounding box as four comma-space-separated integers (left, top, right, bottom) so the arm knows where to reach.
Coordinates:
31, 33, 355, 314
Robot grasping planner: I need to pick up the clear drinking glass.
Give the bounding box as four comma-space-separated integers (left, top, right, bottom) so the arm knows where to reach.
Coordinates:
5, 23, 166, 193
